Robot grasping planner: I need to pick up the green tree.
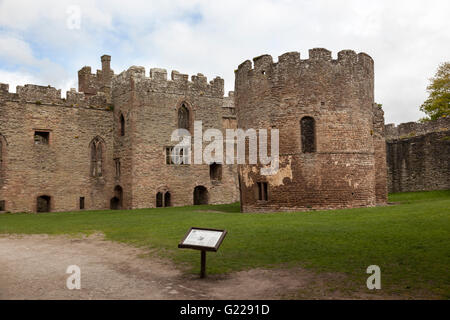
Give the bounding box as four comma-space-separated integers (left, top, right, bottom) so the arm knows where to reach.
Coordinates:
420, 62, 450, 121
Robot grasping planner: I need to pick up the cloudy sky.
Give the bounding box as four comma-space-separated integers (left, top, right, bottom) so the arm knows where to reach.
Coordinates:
0, 0, 448, 124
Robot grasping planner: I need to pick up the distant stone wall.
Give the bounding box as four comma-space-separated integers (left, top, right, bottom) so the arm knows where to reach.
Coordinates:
385, 117, 450, 193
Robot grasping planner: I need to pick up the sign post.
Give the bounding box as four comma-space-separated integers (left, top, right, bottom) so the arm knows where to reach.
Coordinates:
178, 227, 227, 279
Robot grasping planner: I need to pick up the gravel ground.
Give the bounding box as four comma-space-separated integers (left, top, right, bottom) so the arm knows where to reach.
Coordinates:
0, 234, 415, 300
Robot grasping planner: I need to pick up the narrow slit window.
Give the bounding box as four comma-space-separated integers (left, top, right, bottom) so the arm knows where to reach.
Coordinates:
79, 197, 85, 210
120, 114, 125, 136
114, 158, 121, 177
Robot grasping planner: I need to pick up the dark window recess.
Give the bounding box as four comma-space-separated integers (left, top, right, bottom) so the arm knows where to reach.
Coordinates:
178, 104, 190, 130
34, 131, 49, 145
257, 182, 268, 201
79, 197, 85, 210
0, 200, 5, 211
209, 163, 222, 181
300, 117, 316, 153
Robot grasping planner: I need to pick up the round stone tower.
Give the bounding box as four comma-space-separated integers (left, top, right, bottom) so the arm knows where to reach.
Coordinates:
234, 48, 384, 212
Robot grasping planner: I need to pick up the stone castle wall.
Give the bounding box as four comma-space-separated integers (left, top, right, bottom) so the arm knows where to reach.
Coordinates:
111, 66, 239, 209
0, 83, 114, 213
0, 56, 239, 213
385, 117, 450, 193
234, 48, 387, 212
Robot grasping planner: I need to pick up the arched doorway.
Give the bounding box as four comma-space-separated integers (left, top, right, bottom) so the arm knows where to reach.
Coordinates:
156, 192, 163, 207
37, 195, 51, 212
164, 191, 171, 207
193, 186, 208, 205
110, 185, 123, 210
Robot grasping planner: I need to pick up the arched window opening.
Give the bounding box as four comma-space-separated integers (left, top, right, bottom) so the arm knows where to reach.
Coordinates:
90, 137, 104, 177
156, 192, 163, 207
193, 186, 208, 205
209, 163, 222, 181
37, 195, 51, 213
164, 192, 171, 207
120, 114, 125, 136
178, 104, 190, 130
301, 117, 316, 153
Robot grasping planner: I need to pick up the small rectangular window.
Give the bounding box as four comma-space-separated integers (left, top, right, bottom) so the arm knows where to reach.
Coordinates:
0, 200, 5, 211
34, 131, 49, 145
79, 197, 85, 210
166, 147, 189, 165
257, 182, 268, 201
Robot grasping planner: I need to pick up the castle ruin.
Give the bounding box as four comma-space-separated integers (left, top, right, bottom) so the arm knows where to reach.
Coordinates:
1, 49, 446, 214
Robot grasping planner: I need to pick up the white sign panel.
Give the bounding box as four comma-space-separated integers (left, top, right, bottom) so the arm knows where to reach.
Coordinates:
182, 229, 224, 248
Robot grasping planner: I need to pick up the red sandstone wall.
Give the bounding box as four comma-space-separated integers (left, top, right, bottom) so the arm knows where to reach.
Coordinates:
235, 49, 380, 212
0, 84, 114, 213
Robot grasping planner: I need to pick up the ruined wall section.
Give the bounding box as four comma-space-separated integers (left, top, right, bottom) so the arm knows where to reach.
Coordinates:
78, 55, 114, 101
112, 67, 239, 209
235, 48, 380, 212
373, 104, 388, 204
0, 83, 114, 212
386, 117, 450, 193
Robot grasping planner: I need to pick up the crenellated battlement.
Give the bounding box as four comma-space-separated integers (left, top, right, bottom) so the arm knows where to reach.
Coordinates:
17, 84, 62, 103
235, 48, 374, 86
0, 83, 110, 110
112, 65, 224, 98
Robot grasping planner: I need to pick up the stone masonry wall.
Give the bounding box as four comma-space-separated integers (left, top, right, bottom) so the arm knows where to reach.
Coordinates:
235, 48, 386, 212
0, 83, 114, 213
111, 66, 239, 209
386, 117, 450, 193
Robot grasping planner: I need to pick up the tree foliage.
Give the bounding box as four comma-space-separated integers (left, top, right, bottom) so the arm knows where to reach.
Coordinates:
420, 62, 450, 121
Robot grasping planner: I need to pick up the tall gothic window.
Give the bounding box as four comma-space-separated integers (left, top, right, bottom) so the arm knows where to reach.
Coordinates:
301, 116, 316, 153
178, 104, 190, 130
90, 137, 104, 177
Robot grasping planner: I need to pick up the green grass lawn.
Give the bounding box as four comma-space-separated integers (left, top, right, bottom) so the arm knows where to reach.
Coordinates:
0, 190, 449, 298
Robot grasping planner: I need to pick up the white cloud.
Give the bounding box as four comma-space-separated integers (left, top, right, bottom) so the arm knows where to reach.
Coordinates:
0, 0, 448, 123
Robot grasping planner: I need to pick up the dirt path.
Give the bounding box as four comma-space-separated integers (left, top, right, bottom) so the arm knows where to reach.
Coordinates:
0, 234, 413, 300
